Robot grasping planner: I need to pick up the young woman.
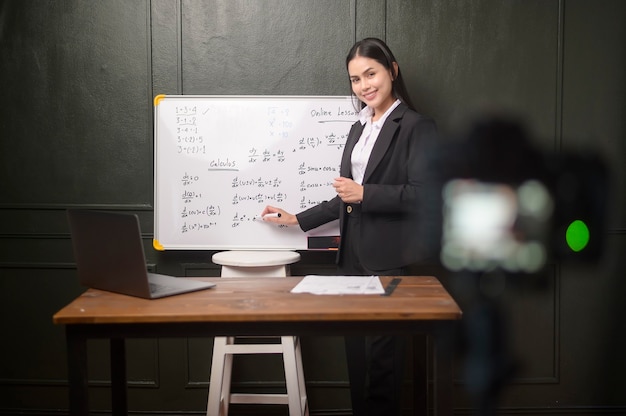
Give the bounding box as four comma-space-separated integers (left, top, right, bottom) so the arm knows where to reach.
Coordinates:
261, 37, 438, 416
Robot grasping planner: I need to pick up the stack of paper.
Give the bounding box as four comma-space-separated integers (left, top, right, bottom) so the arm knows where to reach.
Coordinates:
290, 275, 384, 295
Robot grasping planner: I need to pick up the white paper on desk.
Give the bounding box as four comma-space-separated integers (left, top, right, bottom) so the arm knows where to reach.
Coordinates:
291, 275, 384, 295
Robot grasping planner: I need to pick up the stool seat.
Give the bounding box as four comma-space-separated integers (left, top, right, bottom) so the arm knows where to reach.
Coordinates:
212, 250, 301, 267
212, 251, 301, 278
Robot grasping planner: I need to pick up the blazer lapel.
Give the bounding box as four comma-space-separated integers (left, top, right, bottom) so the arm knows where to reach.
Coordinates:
341, 122, 365, 177
362, 104, 406, 183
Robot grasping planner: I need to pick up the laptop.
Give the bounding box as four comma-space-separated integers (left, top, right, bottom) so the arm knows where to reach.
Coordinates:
67, 209, 215, 299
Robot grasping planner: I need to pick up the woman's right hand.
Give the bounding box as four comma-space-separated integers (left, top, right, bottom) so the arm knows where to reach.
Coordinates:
261, 205, 299, 226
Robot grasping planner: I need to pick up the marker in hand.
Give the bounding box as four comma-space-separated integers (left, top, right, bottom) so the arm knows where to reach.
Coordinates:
261, 206, 297, 226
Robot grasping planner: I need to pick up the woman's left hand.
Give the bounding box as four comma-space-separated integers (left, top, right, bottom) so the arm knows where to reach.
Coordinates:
333, 177, 363, 203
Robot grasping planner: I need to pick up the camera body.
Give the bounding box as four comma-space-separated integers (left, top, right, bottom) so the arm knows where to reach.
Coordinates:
427, 117, 609, 274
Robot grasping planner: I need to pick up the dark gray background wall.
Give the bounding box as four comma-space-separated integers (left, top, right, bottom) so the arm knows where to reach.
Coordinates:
0, 1, 624, 415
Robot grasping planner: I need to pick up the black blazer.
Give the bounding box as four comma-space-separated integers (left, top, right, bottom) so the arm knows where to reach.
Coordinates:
297, 103, 439, 271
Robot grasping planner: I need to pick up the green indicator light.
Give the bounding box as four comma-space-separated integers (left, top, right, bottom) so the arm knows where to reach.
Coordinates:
566, 220, 590, 252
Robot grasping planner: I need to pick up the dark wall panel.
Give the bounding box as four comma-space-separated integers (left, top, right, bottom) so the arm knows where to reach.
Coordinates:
558, 1, 626, 410
0, 0, 152, 206
181, 0, 354, 95
561, 0, 626, 230
151, 0, 183, 95
389, 0, 559, 140
0, 269, 81, 382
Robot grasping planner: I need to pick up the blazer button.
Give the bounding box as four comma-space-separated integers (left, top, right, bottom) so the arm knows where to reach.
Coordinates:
347, 205, 353, 214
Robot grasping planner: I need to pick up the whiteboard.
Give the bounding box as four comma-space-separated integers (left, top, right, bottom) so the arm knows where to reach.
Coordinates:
153, 95, 359, 250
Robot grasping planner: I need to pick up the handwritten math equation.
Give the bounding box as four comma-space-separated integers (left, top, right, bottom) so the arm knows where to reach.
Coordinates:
175, 105, 205, 155
298, 132, 349, 150
231, 176, 282, 188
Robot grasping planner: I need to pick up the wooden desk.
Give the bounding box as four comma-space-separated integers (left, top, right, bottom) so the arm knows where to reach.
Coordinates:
53, 276, 461, 415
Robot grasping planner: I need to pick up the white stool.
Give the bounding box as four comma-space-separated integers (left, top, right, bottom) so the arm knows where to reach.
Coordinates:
207, 251, 308, 416
212, 250, 300, 278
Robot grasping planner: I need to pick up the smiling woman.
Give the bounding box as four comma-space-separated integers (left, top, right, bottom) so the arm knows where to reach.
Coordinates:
261, 38, 438, 416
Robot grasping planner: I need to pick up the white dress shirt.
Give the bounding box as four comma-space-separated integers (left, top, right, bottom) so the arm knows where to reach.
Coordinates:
350, 99, 401, 185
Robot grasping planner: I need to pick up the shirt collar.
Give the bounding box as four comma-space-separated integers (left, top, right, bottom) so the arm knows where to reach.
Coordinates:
358, 99, 402, 127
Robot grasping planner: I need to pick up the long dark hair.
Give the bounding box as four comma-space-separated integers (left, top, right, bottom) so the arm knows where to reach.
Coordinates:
345, 37, 416, 112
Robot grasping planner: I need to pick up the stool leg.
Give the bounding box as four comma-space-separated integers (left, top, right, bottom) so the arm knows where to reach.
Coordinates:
221, 338, 235, 416
281, 336, 305, 416
294, 337, 309, 415
207, 337, 229, 416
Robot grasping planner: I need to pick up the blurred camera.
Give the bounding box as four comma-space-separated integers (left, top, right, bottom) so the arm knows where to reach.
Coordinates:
441, 179, 552, 273
428, 116, 609, 274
